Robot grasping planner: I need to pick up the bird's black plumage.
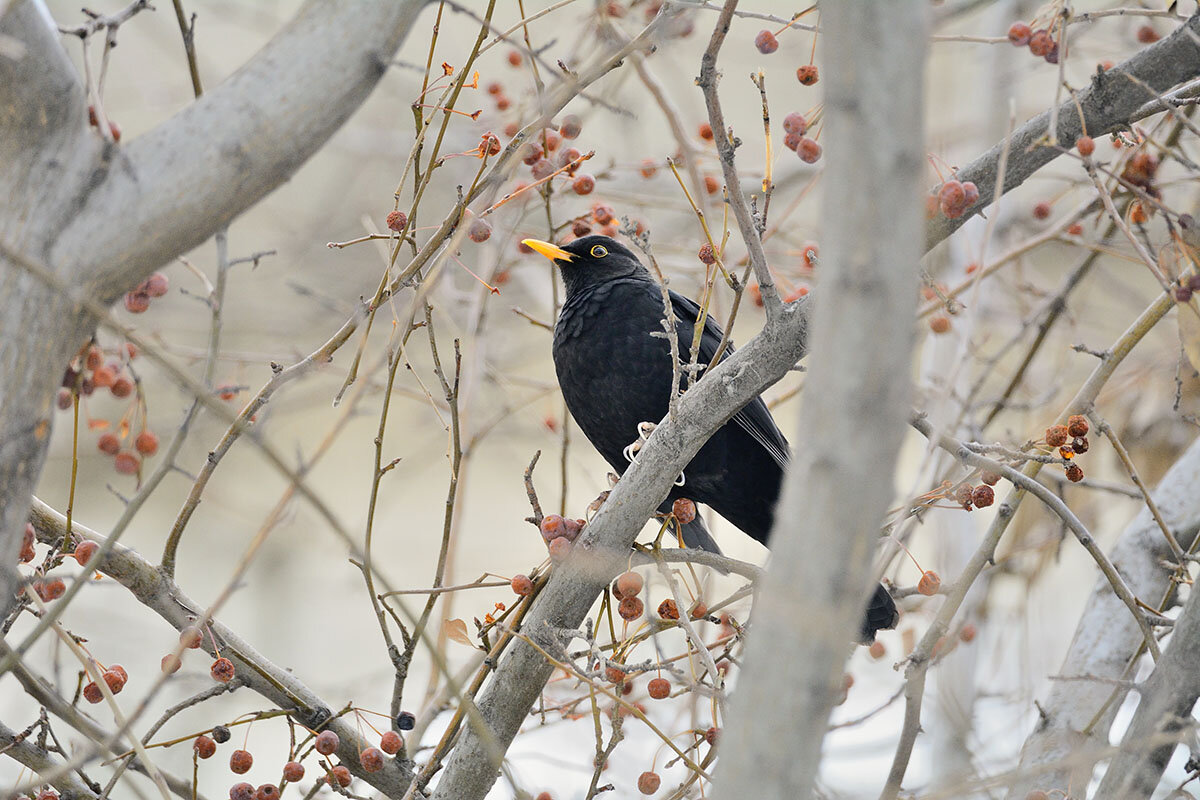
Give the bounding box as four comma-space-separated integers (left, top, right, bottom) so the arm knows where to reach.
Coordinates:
534, 235, 897, 642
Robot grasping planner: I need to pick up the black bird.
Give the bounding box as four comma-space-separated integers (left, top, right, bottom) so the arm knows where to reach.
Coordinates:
523, 235, 898, 642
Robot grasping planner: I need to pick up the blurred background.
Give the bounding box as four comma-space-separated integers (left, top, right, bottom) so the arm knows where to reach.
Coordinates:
6, 0, 1198, 797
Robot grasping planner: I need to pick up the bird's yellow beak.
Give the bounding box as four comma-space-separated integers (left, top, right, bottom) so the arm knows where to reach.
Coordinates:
522, 238, 574, 263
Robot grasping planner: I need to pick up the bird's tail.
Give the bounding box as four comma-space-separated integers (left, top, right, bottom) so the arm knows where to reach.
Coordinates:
860, 583, 900, 644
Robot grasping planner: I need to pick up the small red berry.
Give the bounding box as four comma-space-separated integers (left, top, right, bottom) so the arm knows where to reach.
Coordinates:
971, 485, 995, 508
479, 132, 501, 156
689, 600, 708, 619
229, 783, 254, 800
592, 204, 615, 225
929, 315, 951, 334
539, 514, 567, 542
1065, 463, 1084, 482
615, 571, 643, 597
124, 292, 150, 313
114, 451, 140, 475
507, 50, 523, 67
254, 785, 279, 800
572, 219, 593, 237
960, 622, 978, 643
36, 577, 66, 601
918, 570, 941, 596
1045, 425, 1069, 447
229, 749, 253, 774
161, 653, 182, 674
83, 681, 104, 703
360, 746, 385, 772
558, 146, 582, 169
868, 640, 886, 659
783, 131, 802, 151
1028, 29, 1054, 57
20, 523, 36, 563
1136, 25, 1159, 44
386, 210, 408, 232
315, 730, 339, 756
194, 735, 216, 759
672, 498, 696, 524
98, 432, 120, 456
110, 375, 134, 398
468, 218, 492, 243
135, 430, 159, 456
796, 138, 822, 164
1033, 201, 1052, 220
380, 730, 403, 755
210, 657, 235, 683
180, 626, 203, 649
328, 765, 351, 787
1007, 22, 1032, 46
56, 387, 73, 410
282, 762, 305, 782
1076, 136, 1095, 157
754, 29, 779, 54
542, 129, 562, 152
530, 158, 555, 180
703, 175, 720, 194
102, 669, 125, 694
698, 122, 713, 141
647, 677, 670, 699
521, 142, 543, 165
618, 595, 644, 620
639, 159, 657, 178
1067, 223, 1083, 235
558, 115, 582, 139
637, 771, 661, 794
572, 174, 595, 195
144, 272, 169, 298
981, 471, 1001, 486
796, 65, 819, 85
1067, 415, 1089, 437
511, 574, 533, 596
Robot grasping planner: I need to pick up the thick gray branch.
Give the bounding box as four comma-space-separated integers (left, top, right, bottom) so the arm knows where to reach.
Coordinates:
926, 11, 1200, 250
711, 2, 927, 798
1007, 437, 1200, 799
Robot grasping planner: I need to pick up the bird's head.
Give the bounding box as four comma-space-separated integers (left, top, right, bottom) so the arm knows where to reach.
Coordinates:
522, 235, 647, 297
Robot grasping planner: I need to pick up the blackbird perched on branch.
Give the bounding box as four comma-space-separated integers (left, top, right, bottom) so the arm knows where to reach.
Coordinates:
524, 234, 899, 642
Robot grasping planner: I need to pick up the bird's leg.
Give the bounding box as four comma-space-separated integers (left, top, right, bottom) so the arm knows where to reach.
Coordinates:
622, 421, 686, 486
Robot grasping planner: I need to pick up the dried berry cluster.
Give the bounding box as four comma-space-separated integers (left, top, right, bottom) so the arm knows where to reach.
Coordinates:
1045, 414, 1090, 483
539, 513, 586, 561
124, 271, 169, 313
1006, 21, 1060, 64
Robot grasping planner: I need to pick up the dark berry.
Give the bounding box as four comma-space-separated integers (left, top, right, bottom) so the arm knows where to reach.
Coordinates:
1071, 436, 1089, 454
1028, 29, 1054, 57
1065, 464, 1084, 482
20, 523, 36, 563
572, 219, 592, 237
396, 711, 416, 731
1136, 25, 1159, 43
657, 599, 679, 620
212, 724, 232, 743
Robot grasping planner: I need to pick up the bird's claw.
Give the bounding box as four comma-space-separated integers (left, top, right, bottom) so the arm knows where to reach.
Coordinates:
622, 421, 684, 485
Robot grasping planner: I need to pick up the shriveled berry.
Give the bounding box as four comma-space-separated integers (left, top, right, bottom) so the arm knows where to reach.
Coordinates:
1045, 425, 1069, 447
124, 291, 150, 313
1071, 436, 1089, 454
955, 483, 974, 509
479, 132, 501, 156
468, 218, 492, 243
698, 122, 713, 141
618, 595, 644, 620
229, 783, 254, 800
161, 653, 182, 674
212, 724, 231, 744
98, 433, 120, 455
135, 430, 159, 456
20, 523, 36, 563
796, 64, 819, 85
1032, 201, 1052, 220
981, 471, 1001, 486
647, 677, 670, 699
657, 599, 679, 620
314, 730, 339, 755
511, 574, 533, 596
572, 219, 593, 237
211, 657, 235, 683
282, 761, 304, 782
971, 485, 995, 508
754, 29, 779, 54
1067, 415, 1089, 437
593, 204, 616, 225
229, 749, 253, 774
254, 785, 279, 800
572, 174, 595, 195
559, 115, 582, 139
380, 730, 403, 755
697, 243, 716, 264
180, 626, 203, 649
1075, 136, 1095, 157
329, 765, 351, 787
396, 711, 416, 731
1028, 29, 1054, 57
918, 570, 941, 596
1065, 464, 1084, 482
35, 577, 65, 601
1007, 22, 1032, 46
929, 315, 951, 334
83, 681, 104, 703
615, 571, 643, 598
144, 273, 169, 298
796, 138, 822, 164
194, 735, 216, 759
102, 669, 126, 694
360, 746, 385, 772
637, 771, 661, 794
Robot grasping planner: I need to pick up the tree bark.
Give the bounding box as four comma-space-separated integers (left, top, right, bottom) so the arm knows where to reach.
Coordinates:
710, 2, 927, 798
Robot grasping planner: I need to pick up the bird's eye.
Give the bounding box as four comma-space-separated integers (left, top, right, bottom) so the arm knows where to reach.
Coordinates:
590, 245, 608, 258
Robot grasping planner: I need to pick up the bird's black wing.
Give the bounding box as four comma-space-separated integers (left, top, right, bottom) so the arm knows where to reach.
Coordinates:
668, 289, 791, 470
